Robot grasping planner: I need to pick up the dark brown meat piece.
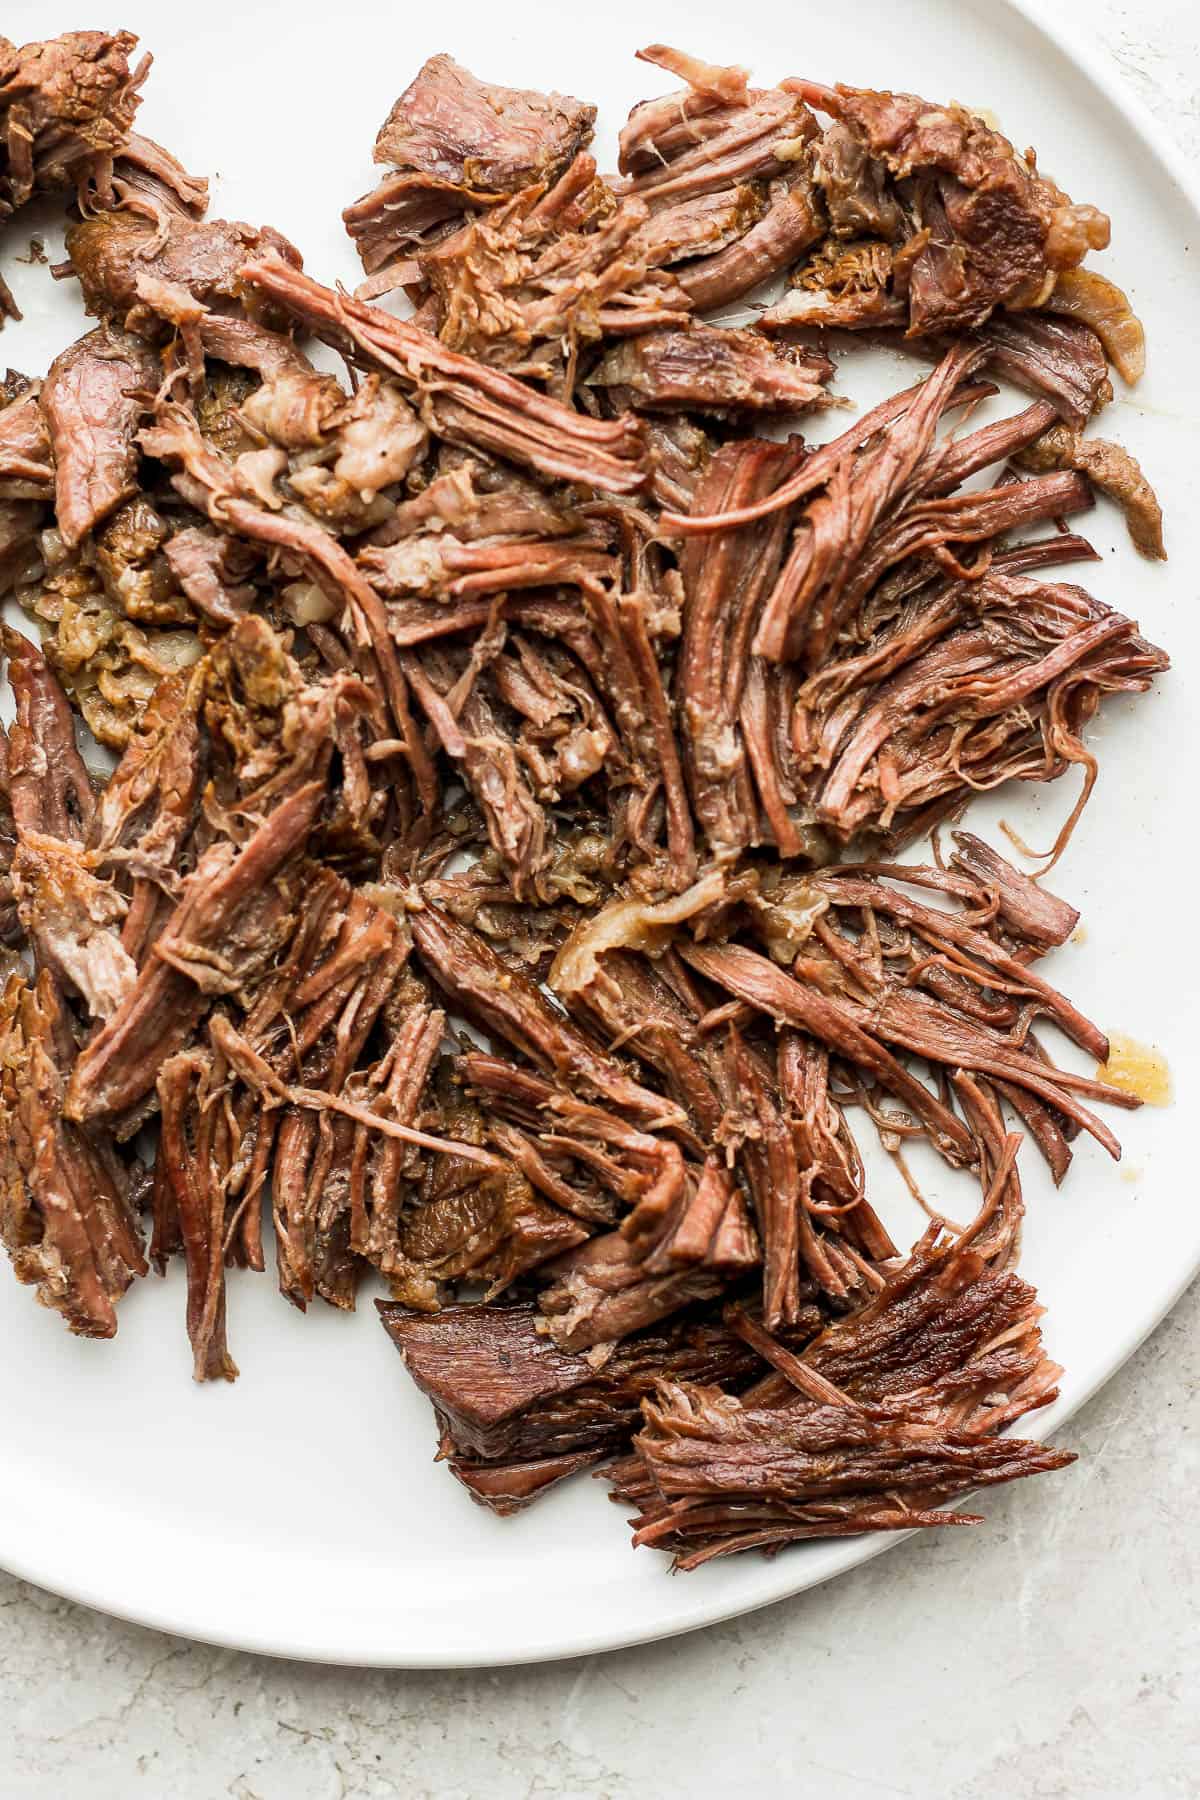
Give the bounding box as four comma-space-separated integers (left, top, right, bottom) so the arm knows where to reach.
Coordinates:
375, 55, 596, 191
415, 163, 685, 386
138, 403, 435, 820
402, 647, 553, 903
947, 831, 1079, 951
162, 528, 255, 625
792, 565, 1169, 853
64, 782, 324, 1128
388, 1145, 588, 1312
155, 1049, 238, 1381
537, 1220, 726, 1353
379, 1299, 802, 1513
683, 860, 1138, 1165
633, 184, 768, 272
239, 254, 646, 496
346, 55, 596, 280
39, 327, 159, 545
409, 901, 681, 1130
0, 30, 147, 221
677, 176, 823, 310
676, 440, 802, 856
977, 313, 1111, 427
751, 340, 990, 665
590, 324, 833, 416
0, 969, 145, 1338
612, 1227, 1074, 1565
793, 81, 1111, 334
763, 238, 907, 331
63, 209, 302, 325
614, 69, 822, 311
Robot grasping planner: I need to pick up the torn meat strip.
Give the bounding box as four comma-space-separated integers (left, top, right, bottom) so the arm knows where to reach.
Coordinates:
3, 624, 95, 842
976, 313, 1111, 428
409, 900, 681, 1130
619, 85, 814, 206
791, 80, 1111, 334
379, 1298, 803, 1513
791, 565, 1169, 853
590, 324, 834, 417
345, 55, 596, 281
611, 1226, 1073, 1565
0, 30, 147, 222
0, 969, 145, 1338
64, 781, 324, 1128
753, 340, 991, 666
39, 326, 159, 546
682, 854, 1138, 1167
678, 175, 823, 311
238, 254, 646, 496
155, 1047, 239, 1381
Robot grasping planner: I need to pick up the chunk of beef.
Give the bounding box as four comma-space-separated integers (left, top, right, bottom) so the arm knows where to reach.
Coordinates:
793, 80, 1111, 333
345, 55, 596, 281
611, 1227, 1074, 1565
238, 254, 647, 496
0, 30, 147, 221
39, 327, 159, 546
0, 970, 145, 1338
379, 1298, 795, 1512
0, 385, 52, 494
63, 209, 302, 325
590, 324, 833, 417
374, 56, 596, 192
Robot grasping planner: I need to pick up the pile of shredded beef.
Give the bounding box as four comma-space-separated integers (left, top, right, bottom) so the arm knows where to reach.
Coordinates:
0, 32, 1169, 1569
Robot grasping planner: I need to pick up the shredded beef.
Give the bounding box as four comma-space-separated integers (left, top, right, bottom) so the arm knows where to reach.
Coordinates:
0, 37, 1169, 1578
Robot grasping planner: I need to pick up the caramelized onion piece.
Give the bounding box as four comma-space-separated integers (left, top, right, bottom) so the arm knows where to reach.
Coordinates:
1046, 267, 1145, 385
550, 870, 726, 1002
1044, 202, 1110, 269
1017, 423, 1165, 561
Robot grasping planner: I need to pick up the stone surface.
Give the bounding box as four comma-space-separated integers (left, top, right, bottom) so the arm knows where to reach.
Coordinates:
1, 5, 1197, 1796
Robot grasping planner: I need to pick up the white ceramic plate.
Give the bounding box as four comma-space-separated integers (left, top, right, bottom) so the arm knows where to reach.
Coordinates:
0, 0, 1195, 1668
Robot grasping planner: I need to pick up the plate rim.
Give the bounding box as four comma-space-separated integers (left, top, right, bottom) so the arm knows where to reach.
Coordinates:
0, 0, 1197, 1668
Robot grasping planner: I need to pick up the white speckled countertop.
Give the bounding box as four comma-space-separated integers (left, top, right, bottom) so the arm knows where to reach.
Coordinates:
2, 5, 1198, 1794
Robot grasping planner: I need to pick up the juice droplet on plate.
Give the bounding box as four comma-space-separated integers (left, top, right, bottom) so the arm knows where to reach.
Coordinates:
1096, 1033, 1172, 1106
